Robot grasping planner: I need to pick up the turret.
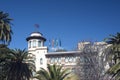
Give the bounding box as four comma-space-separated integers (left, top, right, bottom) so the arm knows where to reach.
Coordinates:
26, 31, 47, 71
26, 32, 46, 50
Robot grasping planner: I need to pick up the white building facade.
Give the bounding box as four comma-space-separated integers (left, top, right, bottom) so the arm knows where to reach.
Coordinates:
26, 32, 48, 71
26, 31, 111, 77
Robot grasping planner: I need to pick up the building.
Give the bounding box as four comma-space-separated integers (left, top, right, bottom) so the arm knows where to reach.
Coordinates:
26, 31, 82, 71
26, 32, 48, 71
26, 31, 111, 79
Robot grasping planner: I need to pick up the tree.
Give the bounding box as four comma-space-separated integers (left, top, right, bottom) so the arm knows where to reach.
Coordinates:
34, 64, 70, 80
64, 73, 79, 80
75, 41, 110, 80
0, 11, 13, 79
105, 32, 120, 80
0, 44, 10, 80
105, 32, 120, 64
0, 11, 13, 44
105, 32, 120, 44
107, 62, 120, 80
5, 49, 35, 80
0, 44, 10, 62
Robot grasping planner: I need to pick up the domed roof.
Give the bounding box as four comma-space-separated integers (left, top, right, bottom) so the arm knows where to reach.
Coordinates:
30, 32, 43, 37
26, 32, 46, 41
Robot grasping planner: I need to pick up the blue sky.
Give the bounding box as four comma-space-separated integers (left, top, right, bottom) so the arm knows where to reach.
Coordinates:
0, 0, 120, 50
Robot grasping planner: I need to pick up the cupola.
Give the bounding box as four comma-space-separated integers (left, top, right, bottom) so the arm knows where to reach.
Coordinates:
26, 32, 46, 49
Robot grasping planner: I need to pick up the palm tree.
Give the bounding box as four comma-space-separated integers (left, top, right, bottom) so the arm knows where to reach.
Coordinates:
105, 32, 120, 63
0, 44, 10, 62
105, 32, 120, 80
0, 11, 13, 79
34, 64, 70, 80
105, 32, 120, 45
64, 73, 79, 80
106, 45, 120, 80
0, 11, 13, 44
0, 44, 10, 80
107, 62, 120, 80
5, 49, 35, 80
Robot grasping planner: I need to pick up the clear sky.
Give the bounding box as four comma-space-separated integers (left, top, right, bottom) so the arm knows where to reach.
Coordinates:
0, 0, 120, 50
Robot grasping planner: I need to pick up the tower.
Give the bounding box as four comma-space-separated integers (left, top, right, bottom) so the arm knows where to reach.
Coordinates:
26, 31, 48, 71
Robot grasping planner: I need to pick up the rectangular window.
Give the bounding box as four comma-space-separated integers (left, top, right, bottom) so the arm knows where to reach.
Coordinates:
29, 41, 31, 48
33, 40, 36, 48
40, 58, 43, 65
38, 41, 41, 47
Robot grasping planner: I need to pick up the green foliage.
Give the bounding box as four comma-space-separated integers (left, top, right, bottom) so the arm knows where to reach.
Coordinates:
0, 11, 13, 44
105, 32, 120, 45
4, 49, 35, 80
34, 64, 70, 80
0, 44, 10, 80
108, 63, 120, 80
105, 32, 120, 80
0, 44, 10, 61
64, 73, 79, 80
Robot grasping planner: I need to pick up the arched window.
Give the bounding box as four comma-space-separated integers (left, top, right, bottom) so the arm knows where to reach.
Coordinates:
69, 57, 73, 62
33, 40, 36, 48
28, 41, 31, 48
58, 57, 61, 63
50, 57, 55, 64
38, 41, 41, 47
65, 57, 69, 63
40, 58, 43, 65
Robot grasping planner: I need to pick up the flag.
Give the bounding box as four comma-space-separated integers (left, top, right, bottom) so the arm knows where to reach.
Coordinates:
52, 39, 55, 47
55, 39, 59, 47
34, 24, 39, 28
59, 39, 61, 46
